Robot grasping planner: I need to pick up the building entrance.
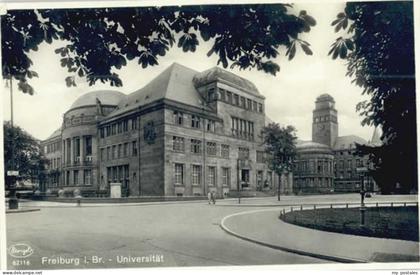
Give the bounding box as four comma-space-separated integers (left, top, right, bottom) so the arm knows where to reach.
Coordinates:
240, 169, 250, 189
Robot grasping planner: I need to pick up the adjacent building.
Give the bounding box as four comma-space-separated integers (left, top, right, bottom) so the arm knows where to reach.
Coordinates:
293, 94, 379, 194
41, 63, 290, 197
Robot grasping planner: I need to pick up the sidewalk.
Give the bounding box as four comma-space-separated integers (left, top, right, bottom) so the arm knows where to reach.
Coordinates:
218, 194, 418, 207
221, 208, 419, 263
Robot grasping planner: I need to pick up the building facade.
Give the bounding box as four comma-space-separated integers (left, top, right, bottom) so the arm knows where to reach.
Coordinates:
293, 94, 379, 194
41, 63, 288, 198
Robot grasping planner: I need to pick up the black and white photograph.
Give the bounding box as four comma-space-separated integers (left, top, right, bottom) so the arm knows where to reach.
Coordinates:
1, 0, 418, 272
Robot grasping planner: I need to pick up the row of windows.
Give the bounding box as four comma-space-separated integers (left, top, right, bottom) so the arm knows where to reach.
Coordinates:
64, 169, 92, 186
48, 157, 61, 170
100, 141, 138, 161
173, 111, 216, 132
314, 115, 337, 123
63, 136, 92, 164
45, 140, 61, 154
217, 88, 263, 113
231, 116, 254, 140
174, 164, 231, 186
99, 117, 138, 138
294, 160, 334, 174
172, 136, 253, 159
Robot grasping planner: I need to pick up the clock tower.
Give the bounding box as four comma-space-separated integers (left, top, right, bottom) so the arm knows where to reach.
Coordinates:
312, 94, 338, 147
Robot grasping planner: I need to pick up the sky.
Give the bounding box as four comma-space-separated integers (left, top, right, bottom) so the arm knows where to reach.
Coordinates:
2, 2, 375, 142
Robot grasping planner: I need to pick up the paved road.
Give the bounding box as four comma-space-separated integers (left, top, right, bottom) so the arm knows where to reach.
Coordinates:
6, 194, 416, 269
6, 202, 328, 270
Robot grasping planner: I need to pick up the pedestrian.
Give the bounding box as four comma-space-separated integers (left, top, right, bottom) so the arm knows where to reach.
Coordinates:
212, 191, 216, 205
207, 191, 212, 204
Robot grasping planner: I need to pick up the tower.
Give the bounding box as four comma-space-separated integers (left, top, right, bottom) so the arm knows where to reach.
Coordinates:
312, 94, 338, 147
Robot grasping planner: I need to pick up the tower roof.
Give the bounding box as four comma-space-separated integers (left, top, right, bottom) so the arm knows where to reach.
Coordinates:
316, 93, 335, 102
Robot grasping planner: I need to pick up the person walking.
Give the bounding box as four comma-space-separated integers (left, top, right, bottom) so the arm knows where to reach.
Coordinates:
207, 191, 212, 204
211, 191, 216, 205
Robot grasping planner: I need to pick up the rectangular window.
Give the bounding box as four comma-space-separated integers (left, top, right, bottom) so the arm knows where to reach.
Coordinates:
206, 120, 215, 132
253, 101, 258, 112
234, 94, 239, 105
111, 124, 116, 135
101, 148, 105, 161
226, 91, 233, 104
100, 128, 105, 138
222, 167, 231, 186
207, 166, 216, 186
123, 143, 128, 157
191, 139, 202, 154
173, 111, 183, 125
132, 141, 138, 156
84, 169, 92, 185
123, 120, 129, 132
132, 117, 138, 130
74, 137, 80, 159
240, 96, 246, 108
347, 160, 352, 169
112, 145, 116, 159
107, 147, 111, 161
247, 98, 252, 110
238, 147, 250, 159
221, 144, 230, 159
191, 115, 200, 128
174, 163, 184, 185
257, 151, 265, 163
219, 89, 226, 101
206, 142, 217, 156
192, 165, 201, 185
73, 170, 79, 185
208, 88, 215, 101
173, 136, 185, 152
118, 144, 122, 158
106, 125, 111, 137
258, 103, 263, 113
85, 136, 92, 156
117, 122, 122, 134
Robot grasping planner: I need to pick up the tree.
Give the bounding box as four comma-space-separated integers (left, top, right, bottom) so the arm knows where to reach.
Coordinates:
3, 121, 47, 188
328, 2, 416, 193
261, 123, 297, 200
1, 5, 316, 94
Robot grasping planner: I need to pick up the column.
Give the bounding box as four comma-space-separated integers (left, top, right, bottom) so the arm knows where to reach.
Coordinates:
63, 140, 66, 166
70, 138, 74, 165
80, 136, 85, 164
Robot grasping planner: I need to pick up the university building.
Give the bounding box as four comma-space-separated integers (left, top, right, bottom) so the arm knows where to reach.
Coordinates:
293, 94, 379, 194
41, 63, 292, 197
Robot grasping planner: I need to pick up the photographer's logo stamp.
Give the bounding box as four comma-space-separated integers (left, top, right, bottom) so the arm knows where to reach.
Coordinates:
8, 243, 34, 258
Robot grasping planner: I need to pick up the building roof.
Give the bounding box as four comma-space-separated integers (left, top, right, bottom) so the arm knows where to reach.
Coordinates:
296, 140, 333, 153
193, 66, 261, 96
316, 93, 335, 102
333, 135, 367, 150
109, 63, 211, 117
45, 127, 61, 141
69, 90, 126, 110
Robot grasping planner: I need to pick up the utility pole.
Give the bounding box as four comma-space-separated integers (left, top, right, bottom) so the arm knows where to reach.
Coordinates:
8, 76, 19, 209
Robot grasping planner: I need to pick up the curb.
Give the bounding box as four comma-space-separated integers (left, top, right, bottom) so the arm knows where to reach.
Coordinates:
6, 208, 41, 214
220, 208, 366, 264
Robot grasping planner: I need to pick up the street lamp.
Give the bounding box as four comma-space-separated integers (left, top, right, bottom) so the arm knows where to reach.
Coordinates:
7, 76, 19, 209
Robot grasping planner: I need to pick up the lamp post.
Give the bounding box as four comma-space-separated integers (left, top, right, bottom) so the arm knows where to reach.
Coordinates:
356, 167, 368, 226
7, 76, 19, 209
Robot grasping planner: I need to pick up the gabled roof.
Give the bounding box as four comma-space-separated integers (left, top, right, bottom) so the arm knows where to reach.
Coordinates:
108, 63, 210, 117
333, 135, 367, 150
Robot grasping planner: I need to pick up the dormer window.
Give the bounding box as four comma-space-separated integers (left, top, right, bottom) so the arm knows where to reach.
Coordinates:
191, 115, 200, 128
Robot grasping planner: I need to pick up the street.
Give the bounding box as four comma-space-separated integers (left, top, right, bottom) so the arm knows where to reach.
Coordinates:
6, 194, 417, 269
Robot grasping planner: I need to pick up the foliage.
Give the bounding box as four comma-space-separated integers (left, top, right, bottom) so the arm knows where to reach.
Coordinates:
3, 121, 47, 185
1, 5, 316, 94
261, 123, 297, 176
329, 2, 416, 193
